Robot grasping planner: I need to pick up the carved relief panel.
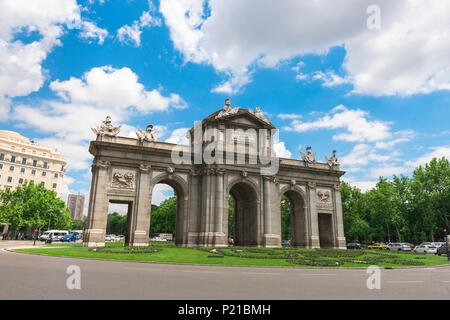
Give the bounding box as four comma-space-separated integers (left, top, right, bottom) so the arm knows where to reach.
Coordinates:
111, 169, 136, 189
316, 188, 333, 211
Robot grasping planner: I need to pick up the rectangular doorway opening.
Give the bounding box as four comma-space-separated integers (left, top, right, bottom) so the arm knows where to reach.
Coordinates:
318, 213, 333, 248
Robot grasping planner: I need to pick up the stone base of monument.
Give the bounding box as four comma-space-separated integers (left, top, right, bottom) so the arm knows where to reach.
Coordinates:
263, 234, 282, 248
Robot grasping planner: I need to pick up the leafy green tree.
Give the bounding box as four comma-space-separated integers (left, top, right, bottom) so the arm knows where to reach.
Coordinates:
280, 195, 291, 240
0, 181, 71, 231
228, 196, 234, 239
149, 197, 177, 234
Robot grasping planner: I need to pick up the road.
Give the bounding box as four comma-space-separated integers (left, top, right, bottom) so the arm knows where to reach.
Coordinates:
1, 241, 450, 299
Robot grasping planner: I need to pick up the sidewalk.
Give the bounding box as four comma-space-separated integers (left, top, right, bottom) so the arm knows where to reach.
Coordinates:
0, 240, 46, 249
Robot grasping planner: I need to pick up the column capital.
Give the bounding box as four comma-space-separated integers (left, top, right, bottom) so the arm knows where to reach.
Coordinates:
333, 183, 342, 191
308, 181, 316, 189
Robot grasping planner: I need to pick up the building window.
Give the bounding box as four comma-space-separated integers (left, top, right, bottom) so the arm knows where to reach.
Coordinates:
19, 178, 24, 184
31, 169, 36, 175
53, 183, 57, 189
43, 161, 48, 169
9, 166, 14, 171
7, 177, 12, 183
21, 168, 25, 174
11, 155, 15, 163
0, 164, 3, 169
42, 171, 46, 176
32, 160, 37, 167
40, 182, 45, 187
22, 157, 27, 164
54, 173, 58, 178
0, 153, 4, 160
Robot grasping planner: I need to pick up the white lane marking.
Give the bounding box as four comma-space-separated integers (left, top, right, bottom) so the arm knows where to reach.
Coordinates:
441, 281, 450, 283
386, 281, 424, 283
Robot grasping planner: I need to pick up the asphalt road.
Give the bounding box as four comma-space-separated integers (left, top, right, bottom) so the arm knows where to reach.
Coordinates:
1, 241, 450, 300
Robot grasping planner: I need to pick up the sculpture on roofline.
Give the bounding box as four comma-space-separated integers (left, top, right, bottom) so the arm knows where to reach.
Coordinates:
325, 150, 340, 169
92, 116, 121, 137
300, 146, 316, 167
136, 124, 158, 143
215, 98, 239, 119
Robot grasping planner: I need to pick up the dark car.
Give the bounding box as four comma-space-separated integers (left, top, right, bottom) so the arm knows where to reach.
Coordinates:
347, 242, 362, 249
436, 244, 449, 256
60, 234, 77, 242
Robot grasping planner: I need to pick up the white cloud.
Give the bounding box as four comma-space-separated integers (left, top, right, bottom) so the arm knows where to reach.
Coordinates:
340, 143, 391, 168
0, 0, 80, 118
117, 9, 161, 46
368, 165, 409, 179
284, 105, 392, 142
277, 113, 301, 120
405, 146, 450, 168
343, 178, 377, 192
312, 71, 350, 87
79, 20, 108, 44
165, 127, 190, 145
12, 66, 188, 171
152, 184, 175, 205
273, 142, 291, 158
160, 0, 450, 96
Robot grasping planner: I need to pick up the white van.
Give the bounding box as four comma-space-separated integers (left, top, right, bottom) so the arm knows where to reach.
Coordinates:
39, 230, 69, 241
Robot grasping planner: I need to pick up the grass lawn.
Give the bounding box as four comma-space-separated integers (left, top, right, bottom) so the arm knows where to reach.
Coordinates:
14, 243, 450, 268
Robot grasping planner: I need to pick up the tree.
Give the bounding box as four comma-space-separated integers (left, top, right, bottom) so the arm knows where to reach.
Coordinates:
149, 197, 177, 234
0, 181, 71, 231
280, 195, 291, 240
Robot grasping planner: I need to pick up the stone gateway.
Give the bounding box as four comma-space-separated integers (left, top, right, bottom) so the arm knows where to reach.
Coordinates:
83, 101, 346, 249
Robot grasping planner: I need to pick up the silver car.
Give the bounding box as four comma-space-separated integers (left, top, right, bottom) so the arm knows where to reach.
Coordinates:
388, 243, 411, 252
414, 244, 437, 254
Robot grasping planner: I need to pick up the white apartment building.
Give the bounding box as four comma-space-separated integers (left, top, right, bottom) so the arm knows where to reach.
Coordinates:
0, 130, 67, 196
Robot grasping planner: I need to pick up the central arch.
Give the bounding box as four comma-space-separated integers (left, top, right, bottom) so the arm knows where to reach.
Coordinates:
149, 173, 189, 246
227, 180, 260, 246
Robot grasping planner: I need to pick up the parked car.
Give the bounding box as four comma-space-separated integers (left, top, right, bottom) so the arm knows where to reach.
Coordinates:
368, 243, 388, 250
387, 243, 411, 252
39, 230, 69, 241
414, 244, 437, 254
347, 242, 362, 249
436, 244, 449, 256
282, 240, 290, 247
60, 234, 77, 242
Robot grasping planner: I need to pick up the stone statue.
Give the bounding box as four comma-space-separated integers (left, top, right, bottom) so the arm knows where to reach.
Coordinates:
249, 106, 270, 123
325, 150, 340, 169
92, 116, 121, 137
136, 124, 158, 143
215, 99, 239, 119
300, 146, 316, 167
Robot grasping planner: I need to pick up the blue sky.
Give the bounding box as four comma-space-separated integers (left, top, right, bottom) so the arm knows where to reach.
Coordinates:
1, 0, 449, 212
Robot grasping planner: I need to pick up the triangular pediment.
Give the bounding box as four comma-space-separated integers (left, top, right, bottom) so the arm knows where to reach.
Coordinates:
202, 107, 275, 129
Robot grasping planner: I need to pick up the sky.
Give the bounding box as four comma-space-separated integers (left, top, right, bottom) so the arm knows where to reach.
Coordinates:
0, 0, 449, 215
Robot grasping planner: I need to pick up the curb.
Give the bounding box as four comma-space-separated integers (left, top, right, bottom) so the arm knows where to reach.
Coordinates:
5, 247, 450, 271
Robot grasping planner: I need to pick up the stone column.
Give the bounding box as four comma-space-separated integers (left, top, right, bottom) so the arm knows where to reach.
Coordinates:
83, 160, 110, 247
334, 183, 346, 249
213, 168, 227, 246
263, 176, 280, 247
308, 181, 320, 248
128, 165, 151, 246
